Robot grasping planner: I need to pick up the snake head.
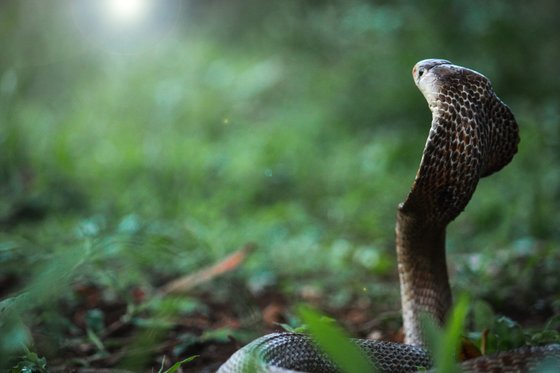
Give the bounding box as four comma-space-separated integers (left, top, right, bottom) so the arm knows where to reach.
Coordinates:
412, 59, 457, 108
412, 59, 452, 81
403, 59, 520, 225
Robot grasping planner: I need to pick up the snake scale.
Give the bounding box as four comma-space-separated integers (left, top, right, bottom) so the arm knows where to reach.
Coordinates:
219, 59, 560, 372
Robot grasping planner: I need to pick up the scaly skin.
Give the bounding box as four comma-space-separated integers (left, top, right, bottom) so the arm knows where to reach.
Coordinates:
218, 60, 560, 373
398, 58, 519, 346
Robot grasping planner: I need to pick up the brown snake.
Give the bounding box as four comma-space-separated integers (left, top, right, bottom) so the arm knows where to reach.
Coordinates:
218, 59, 560, 372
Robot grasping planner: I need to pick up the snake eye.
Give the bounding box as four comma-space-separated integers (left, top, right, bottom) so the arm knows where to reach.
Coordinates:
418, 68, 425, 78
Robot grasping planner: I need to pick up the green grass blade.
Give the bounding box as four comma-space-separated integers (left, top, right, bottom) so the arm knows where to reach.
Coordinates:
422, 294, 470, 373
161, 355, 199, 373
298, 305, 377, 373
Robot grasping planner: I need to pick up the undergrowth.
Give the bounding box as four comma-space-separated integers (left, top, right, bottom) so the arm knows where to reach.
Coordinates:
1, 0, 559, 371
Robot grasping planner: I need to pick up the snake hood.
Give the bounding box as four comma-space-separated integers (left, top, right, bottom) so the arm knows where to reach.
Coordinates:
403, 58, 520, 225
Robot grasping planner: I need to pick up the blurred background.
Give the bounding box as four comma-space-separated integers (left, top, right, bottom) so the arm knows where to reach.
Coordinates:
1, 0, 559, 371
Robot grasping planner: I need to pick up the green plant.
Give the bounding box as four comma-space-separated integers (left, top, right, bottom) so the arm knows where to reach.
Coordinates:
157, 355, 198, 373
9, 349, 48, 373
421, 294, 470, 373
298, 305, 377, 373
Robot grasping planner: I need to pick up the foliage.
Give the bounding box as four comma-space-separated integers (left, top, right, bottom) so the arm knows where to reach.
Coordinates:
9, 349, 48, 373
0, 0, 559, 370
470, 301, 560, 352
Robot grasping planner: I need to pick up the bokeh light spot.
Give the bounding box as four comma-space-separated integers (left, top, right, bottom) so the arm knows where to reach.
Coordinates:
105, 0, 152, 26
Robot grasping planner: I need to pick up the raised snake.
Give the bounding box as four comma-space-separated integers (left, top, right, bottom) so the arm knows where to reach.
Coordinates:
218, 59, 560, 372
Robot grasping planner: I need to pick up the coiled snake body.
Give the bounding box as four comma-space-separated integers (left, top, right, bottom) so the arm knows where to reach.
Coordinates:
219, 59, 560, 372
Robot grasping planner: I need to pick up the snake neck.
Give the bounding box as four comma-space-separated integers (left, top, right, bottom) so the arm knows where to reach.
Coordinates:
396, 207, 452, 346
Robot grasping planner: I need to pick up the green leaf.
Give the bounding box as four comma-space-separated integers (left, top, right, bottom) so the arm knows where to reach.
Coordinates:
298, 305, 377, 373
274, 322, 301, 333
86, 328, 106, 354
159, 355, 198, 373
422, 294, 470, 373
492, 316, 526, 350
200, 328, 235, 343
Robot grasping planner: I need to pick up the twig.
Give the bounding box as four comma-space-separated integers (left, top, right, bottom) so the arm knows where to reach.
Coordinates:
158, 243, 256, 295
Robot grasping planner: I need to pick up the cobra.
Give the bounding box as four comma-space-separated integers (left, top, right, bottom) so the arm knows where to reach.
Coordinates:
218, 59, 560, 372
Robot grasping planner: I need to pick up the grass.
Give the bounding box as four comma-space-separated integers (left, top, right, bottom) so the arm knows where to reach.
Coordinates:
299, 305, 376, 373
422, 295, 470, 373
1, 0, 560, 371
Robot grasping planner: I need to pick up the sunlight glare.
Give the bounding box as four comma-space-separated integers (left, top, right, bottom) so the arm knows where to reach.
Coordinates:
105, 0, 152, 26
